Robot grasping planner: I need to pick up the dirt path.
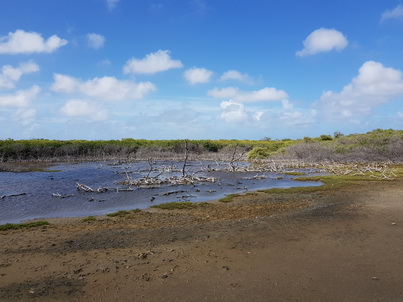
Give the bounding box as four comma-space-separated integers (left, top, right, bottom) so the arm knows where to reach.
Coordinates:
1, 179, 403, 301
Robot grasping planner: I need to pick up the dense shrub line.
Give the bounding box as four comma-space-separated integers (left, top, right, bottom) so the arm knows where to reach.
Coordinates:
280, 129, 403, 163
2, 129, 401, 163
0, 138, 294, 162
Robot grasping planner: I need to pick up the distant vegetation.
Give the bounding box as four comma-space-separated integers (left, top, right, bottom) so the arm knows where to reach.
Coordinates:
279, 129, 403, 163
0, 129, 402, 163
0, 138, 295, 162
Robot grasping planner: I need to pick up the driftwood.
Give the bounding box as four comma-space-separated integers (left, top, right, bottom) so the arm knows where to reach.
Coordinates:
182, 140, 189, 177
0, 192, 26, 199
228, 144, 246, 171
76, 182, 94, 192
251, 160, 398, 180
76, 182, 133, 193
115, 157, 399, 193
244, 174, 268, 180
52, 193, 73, 198
324, 163, 397, 179
121, 175, 217, 188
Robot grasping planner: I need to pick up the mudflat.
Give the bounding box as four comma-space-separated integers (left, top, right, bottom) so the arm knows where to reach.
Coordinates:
1, 179, 403, 301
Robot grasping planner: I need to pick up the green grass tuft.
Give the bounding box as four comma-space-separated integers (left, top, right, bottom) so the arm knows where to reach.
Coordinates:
219, 193, 241, 203
82, 216, 96, 222
0, 221, 49, 231
151, 201, 209, 210
106, 210, 132, 217
151, 201, 194, 210
245, 192, 259, 197
106, 209, 142, 217
284, 172, 306, 176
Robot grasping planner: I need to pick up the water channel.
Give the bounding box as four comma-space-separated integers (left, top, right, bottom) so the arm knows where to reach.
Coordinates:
0, 161, 322, 224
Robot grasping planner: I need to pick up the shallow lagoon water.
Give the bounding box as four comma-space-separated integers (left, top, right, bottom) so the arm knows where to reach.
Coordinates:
0, 161, 322, 224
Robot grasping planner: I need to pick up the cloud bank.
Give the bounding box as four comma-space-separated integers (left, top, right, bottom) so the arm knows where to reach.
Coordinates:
51, 74, 156, 101
12, 107, 37, 126
208, 87, 288, 103
60, 99, 108, 121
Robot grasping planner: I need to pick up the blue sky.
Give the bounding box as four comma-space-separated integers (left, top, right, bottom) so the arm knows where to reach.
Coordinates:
0, 0, 403, 140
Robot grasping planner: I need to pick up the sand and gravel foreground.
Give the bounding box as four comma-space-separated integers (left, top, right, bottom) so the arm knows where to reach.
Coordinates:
1, 179, 403, 301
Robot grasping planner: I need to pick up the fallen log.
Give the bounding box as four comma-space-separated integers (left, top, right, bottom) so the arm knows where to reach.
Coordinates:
0, 193, 27, 199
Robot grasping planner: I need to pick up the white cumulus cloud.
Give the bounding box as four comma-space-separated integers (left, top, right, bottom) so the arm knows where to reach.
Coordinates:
315, 61, 403, 120
51, 74, 156, 101
60, 99, 108, 121
208, 87, 288, 103
51, 74, 79, 93
184, 67, 213, 84
381, 4, 403, 21
87, 33, 105, 49
220, 100, 248, 123
123, 50, 183, 74
220, 70, 253, 83
80, 77, 156, 101
0, 85, 40, 107
0, 61, 39, 89
296, 28, 348, 57
0, 30, 68, 54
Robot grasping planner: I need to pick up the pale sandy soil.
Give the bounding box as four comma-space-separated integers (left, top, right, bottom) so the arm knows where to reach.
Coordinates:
1, 179, 403, 301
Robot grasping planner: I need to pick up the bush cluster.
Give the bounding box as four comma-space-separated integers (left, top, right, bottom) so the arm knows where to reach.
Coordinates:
283, 129, 403, 163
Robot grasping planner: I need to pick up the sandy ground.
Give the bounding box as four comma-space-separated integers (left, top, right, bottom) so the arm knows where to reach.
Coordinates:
1, 179, 403, 302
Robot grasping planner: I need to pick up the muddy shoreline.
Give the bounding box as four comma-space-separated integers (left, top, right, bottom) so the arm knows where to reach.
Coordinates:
1, 178, 403, 301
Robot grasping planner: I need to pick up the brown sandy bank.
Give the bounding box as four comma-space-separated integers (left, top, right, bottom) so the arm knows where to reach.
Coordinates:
1, 179, 403, 301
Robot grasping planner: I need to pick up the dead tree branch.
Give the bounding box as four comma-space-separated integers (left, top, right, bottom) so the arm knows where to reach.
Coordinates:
182, 140, 189, 177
